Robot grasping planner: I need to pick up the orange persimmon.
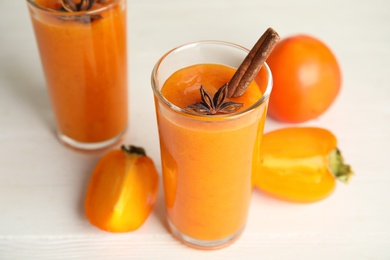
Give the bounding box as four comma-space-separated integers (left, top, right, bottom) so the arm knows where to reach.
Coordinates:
253, 127, 352, 203
85, 145, 159, 232
266, 35, 341, 123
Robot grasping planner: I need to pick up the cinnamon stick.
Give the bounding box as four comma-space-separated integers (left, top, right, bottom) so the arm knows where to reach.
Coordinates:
227, 27, 280, 98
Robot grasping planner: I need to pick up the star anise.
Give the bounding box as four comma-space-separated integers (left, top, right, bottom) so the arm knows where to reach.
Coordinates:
61, 0, 94, 12
59, 0, 102, 23
184, 84, 244, 115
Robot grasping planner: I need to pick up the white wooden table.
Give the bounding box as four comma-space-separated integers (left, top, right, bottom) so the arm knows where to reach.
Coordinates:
1, 0, 389, 259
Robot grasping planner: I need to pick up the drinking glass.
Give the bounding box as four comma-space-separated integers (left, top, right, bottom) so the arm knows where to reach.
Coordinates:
26, 0, 128, 150
151, 41, 273, 249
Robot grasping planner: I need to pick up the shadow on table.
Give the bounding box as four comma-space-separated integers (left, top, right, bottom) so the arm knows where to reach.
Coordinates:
0, 52, 55, 133
153, 179, 170, 231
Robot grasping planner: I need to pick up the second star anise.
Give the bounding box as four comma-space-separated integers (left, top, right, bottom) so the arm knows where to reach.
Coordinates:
60, 0, 94, 12
59, 0, 103, 23
184, 83, 243, 115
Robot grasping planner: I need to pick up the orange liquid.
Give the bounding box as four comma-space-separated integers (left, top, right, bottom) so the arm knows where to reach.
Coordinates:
28, 0, 127, 143
157, 64, 269, 241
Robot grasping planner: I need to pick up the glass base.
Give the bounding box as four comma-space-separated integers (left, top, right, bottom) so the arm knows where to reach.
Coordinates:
167, 218, 245, 250
57, 128, 126, 151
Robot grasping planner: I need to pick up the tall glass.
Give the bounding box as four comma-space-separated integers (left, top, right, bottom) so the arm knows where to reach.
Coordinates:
26, 0, 128, 150
151, 41, 273, 249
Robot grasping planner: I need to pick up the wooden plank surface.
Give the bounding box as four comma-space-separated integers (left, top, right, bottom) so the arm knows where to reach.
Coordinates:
0, 0, 389, 259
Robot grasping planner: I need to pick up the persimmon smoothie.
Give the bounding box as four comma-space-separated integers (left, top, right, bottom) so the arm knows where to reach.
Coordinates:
27, 0, 127, 149
152, 39, 275, 249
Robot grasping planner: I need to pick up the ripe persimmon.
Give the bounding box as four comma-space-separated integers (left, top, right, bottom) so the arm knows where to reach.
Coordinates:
265, 34, 341, 123
253, 127, 353, 203
85, 145, 159, 232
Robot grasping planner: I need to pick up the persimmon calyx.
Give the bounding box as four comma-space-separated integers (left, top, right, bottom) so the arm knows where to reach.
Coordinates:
328, 148, 353, 183
121, 145, 146, 157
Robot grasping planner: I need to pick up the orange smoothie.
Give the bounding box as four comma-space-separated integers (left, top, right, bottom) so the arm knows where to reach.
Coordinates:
27, 0, 127, 147
156, 63, 269, 243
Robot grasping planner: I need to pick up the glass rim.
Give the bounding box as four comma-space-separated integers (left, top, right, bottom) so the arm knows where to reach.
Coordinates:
26, 0, 119, 15
151, 40, 273, 120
